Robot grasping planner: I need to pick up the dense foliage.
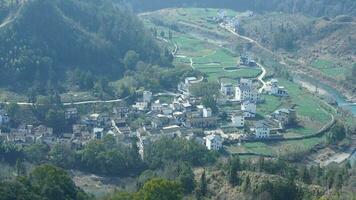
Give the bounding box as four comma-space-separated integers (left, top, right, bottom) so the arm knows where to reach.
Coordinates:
0, 164, 91, 200
144, 137, 217, 169
0, 0, 167, 92
105, 178, 183, 200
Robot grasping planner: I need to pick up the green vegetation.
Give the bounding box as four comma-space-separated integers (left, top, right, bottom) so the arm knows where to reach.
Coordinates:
0, 164, 91, 200
144, 137, 217, 169
105, 178, 183, 200
0, 0, 181, 99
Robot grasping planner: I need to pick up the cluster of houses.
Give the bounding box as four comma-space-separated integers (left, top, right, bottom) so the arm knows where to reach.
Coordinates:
0, 75, 297, 155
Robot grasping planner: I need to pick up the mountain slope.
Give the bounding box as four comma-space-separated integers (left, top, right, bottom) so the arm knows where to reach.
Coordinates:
0, 0, 161, 90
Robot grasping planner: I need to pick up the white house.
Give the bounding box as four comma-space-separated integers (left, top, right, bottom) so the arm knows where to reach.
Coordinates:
231, 114, 244, 128
0, 113, 10, 125
205, 134, 223, 151
254, 121, 270, 139
235, 86, 261, 102
265, 79, 288, 97
93, 127, 104, 140
203, 108, 212, 118
241, 101, 256, 118
178, 77, 199, 95
143, 91, 153, 102
133, 102, 148, 111
235, 78, 261, 102
151, 100, 162, 112
221, 82, 234, 96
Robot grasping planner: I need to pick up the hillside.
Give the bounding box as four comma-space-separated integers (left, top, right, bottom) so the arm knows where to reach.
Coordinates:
0, 0, 163, 91
128, 0, 356, 17
239, 13, 356, 98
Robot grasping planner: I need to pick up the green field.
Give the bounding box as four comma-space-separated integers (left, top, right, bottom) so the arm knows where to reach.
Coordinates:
227, 136, 326, 157
310, 59, 351, 80
141, 8, 262, 82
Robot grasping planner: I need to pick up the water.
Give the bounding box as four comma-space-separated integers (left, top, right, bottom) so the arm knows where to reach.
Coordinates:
295, 75, 356, 116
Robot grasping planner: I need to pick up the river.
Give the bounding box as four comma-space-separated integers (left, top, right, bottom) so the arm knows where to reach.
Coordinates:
294, 75, 356, 116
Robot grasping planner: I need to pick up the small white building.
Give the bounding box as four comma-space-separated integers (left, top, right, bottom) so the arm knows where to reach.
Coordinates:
0, 113, 10, 125
143, 91, 153, 102
203, 108, 212, 118
265, 79, 288, 97
205, 134, 223, 151
161, 103, 173, 115
178, 77, 199, 95
231, 114, 245, 128
133, 102, 148, 111
254, 121, 270, 139
151, 100, 162, 112
93, 127, 104, 139
221, 82, 234, 96
241, 101, 256, 118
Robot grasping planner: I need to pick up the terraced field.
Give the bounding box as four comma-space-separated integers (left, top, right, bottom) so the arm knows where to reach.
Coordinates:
140, 8, 262, 82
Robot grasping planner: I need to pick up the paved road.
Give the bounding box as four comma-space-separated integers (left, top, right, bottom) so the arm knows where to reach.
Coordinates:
256, 63, 267, 93
1, 98, 126, 107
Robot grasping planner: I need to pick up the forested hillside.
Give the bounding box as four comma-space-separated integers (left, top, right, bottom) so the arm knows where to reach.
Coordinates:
129, 0, 356, 17
0, 0, 165, 92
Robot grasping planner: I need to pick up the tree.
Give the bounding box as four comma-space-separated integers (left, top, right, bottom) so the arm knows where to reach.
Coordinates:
29, 164, 90, 200
242, 175, 251, 192
15, 158, 26, 176
326, 123, 346, 144
228, 156, 241, 186
45, 109, 65, 136
137, 178, 183, 200
160, 31, 165, 38
124, 50, 140, 70
168, 30, 173, 40
177, 163, 195, 194
197, 170, 207, 198
202, 96, 218, 114
153, 27, 158, 37
24, 143, 50, 164
49, 144, 75, 169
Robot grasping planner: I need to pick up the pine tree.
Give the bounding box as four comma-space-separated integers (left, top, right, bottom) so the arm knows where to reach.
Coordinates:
242, 175, 251, 192
200, 170, 207, 196
169, 30, 173, 40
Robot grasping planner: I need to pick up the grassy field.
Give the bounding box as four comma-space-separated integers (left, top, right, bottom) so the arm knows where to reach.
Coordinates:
227, 136, 326, 157
141, 8, 262, 82
310, 59, 351, 80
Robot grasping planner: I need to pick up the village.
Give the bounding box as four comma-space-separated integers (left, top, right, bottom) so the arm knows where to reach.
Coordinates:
0, 52, 299, 157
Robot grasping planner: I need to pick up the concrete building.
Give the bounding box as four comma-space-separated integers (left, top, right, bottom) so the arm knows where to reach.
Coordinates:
143, 91, 153, 102
265, 79, 288, 97
203, 108, 212, 118
220, 82, 234, 96
205, 134, 223, 151
241, 101, 256, 118
272, 108, 297, 128
254, 121, 270, 139
231, 114, 245, 128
